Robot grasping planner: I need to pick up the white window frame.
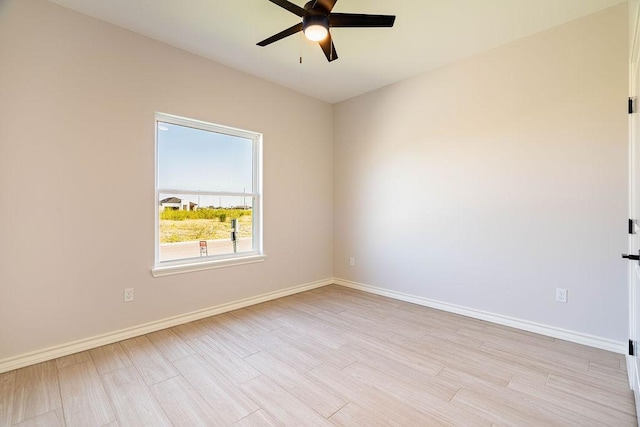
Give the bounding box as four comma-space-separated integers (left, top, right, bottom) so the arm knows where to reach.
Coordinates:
152, 113, 264, 277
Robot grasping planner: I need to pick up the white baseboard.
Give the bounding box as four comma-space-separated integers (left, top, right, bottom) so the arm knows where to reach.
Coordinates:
0, 278, 333, 374
334, 278, 627, 354
627, 354, 636, 390
627, 354, 640, 425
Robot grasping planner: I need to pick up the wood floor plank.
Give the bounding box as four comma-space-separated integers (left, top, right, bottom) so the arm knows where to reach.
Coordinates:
101, 366, 171, 426
343, 360, 456, 402
188, 335, 261, 385
11, 361, 61, 424
340, 331, 445, 377
275, 321, 347, 351
55, 352, 92, 370
461, 322, 556, 348
321, 285, 401, 311
307, 363, 450, 426
150, 376, 228, 426
196, 317, 261, 358
328, 402, 391, 427
451, 387, 553, 425
243, 299, 289, 319
314, 310, 397, 341
239, 376, 331, 426
119, 335, 178, 386
441, 367, 603, 425
57, 361, 115, 426
13, 408, 65, 427
549, 363, 633, 396
170, 321, 207, 342
508, 372, 637, 425
146, 328, 195, 362
271, 326, 357, 369
388, 333, 516, 386
553, 337, 626, 366
590, 359, 625, 374
275, 295, 325, 315
274, 311, 350, 347
241, 329, 323, 373
233, 409, 279, 426
206, 312, 254, 334
245, 350, 347, 418
226, 308, 284, 332
89, 343, 133, 375
480, 338, 590, 373
285, 290, 351, 314
173, 354, 259, 424
341, 361, 491, 426
547, 372, 636, 415
0, 371, 15, 426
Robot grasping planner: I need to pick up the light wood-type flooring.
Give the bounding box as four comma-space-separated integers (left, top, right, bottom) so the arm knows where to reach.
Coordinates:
0, 285, 636, 426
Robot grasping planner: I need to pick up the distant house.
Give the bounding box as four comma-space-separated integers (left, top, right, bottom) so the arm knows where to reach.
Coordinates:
160, 197, 197, 211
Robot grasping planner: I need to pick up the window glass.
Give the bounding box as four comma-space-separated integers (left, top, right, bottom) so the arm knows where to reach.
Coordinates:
157, 122, 253, 193
155, 114, 261, 269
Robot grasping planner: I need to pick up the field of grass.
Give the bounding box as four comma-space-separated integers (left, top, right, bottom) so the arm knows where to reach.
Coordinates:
160, 209, 252, 243
160, 208, 250, 222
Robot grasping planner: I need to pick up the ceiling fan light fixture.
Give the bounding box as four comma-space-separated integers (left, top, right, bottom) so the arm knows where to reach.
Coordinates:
303, 14, 329, 41
304, 24, 328, 41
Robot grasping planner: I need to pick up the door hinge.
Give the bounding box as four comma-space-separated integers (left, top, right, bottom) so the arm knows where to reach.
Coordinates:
630, 219, 636, 235
630, 97, 635, 114
630, 339, 636, 356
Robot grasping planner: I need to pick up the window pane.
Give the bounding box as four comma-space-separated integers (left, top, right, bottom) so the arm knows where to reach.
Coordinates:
157, 122, 253, 193
158, 194, 254, 262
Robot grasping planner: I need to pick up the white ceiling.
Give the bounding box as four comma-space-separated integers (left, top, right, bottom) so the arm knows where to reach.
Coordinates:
48, 0, 625, 103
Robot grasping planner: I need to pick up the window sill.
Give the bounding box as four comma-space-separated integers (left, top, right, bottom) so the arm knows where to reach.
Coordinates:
151, 254, 266, 277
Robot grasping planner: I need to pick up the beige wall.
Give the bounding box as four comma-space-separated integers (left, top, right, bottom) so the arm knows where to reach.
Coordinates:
0, 0, 333, 359
333, 5, 629, 341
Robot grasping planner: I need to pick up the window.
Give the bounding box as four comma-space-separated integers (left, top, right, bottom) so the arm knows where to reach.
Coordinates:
152, 113, 263, 276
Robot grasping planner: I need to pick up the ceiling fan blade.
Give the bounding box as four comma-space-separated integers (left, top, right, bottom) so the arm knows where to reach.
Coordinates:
257, 23, 303, 46
267, 0, 306, 17
318, 33, 338, 62
312, 0, 338, 13
329, 13, 396, 28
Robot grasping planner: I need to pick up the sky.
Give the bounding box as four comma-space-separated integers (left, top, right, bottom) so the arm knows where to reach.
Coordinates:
157, 121, 254, 208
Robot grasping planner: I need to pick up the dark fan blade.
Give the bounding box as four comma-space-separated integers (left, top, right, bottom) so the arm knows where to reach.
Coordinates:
329, 13, 395, 28
257, 23, 303, 46
318, 33, 338, 62
267, 0, 306, 17
312, 0, 337, 13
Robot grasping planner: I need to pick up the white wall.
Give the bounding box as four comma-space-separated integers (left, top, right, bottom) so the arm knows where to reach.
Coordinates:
0, 0, 333, 360
333, 5, 629, 342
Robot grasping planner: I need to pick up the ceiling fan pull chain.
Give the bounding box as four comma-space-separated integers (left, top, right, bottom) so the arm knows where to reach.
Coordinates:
299, 31, 303, 64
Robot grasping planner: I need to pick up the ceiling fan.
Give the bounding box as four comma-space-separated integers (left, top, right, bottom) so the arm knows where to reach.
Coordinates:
257, 0, 396, 62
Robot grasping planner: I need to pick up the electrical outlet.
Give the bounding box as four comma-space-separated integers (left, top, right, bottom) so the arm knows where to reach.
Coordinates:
556, 288, 567, 303
124, 288, 134, 302
349, 257, 355, 266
